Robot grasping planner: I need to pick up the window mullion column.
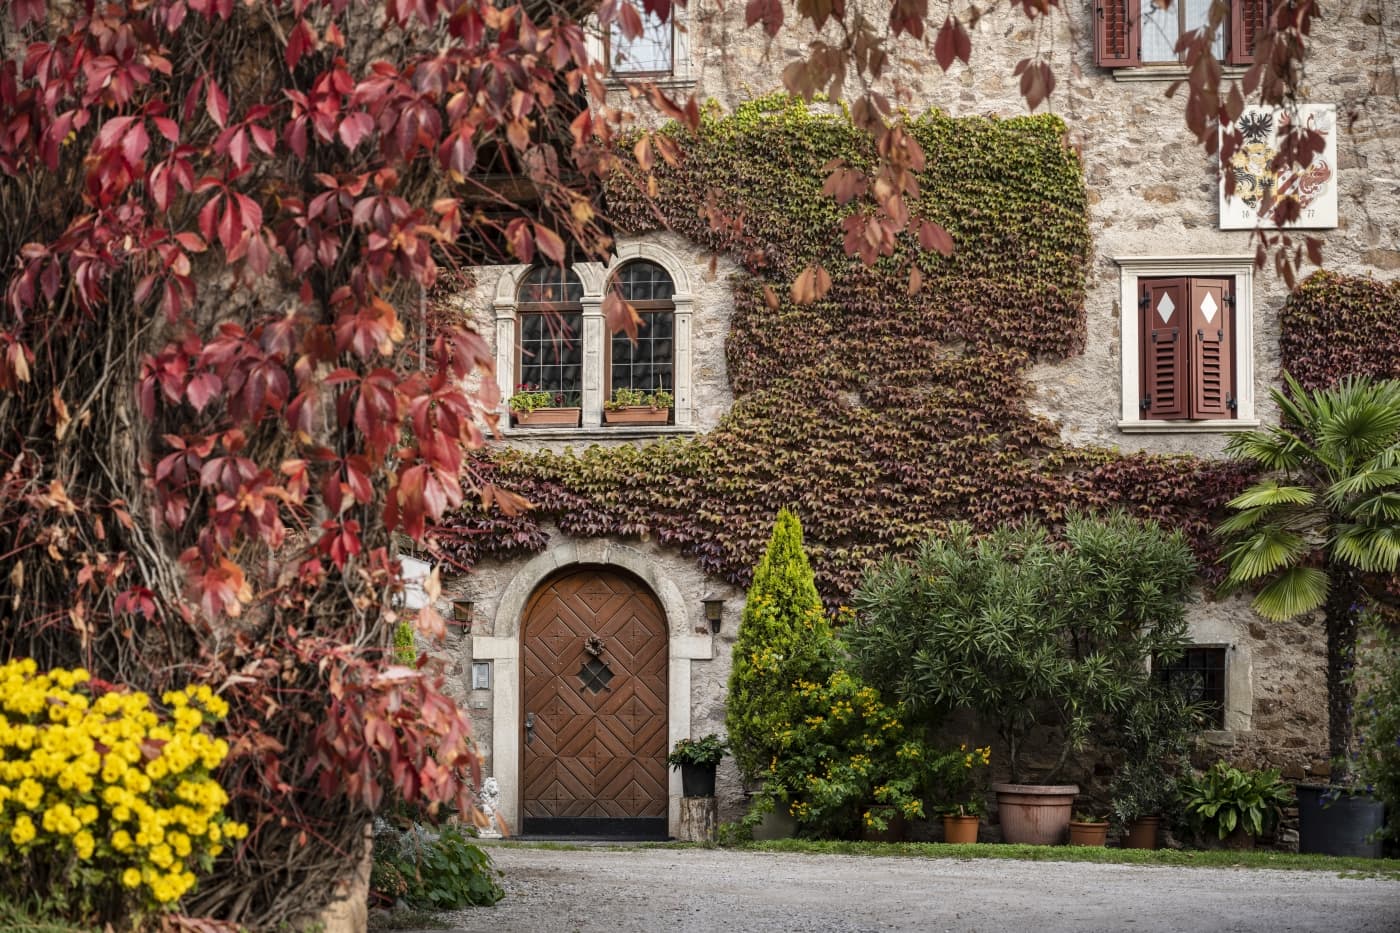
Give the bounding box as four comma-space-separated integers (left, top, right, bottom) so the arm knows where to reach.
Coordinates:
581, 295, 605, 427
673, 296, 693, 427
493, 297, 517, 424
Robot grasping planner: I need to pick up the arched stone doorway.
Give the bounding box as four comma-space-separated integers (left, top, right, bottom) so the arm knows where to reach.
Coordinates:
519, 566, 669, 836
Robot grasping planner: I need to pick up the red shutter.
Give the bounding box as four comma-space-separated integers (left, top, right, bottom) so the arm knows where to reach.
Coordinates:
1139, 278, 1187, 420
1229, 0, 1273, 66
1188, 278, 1235, 419
1095, 0, 1140, 68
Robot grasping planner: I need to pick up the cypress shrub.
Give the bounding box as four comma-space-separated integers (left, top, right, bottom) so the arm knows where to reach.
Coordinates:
726, 508, 834, 782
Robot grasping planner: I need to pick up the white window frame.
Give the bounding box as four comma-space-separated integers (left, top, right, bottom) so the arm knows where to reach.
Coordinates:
493, 241, 695, 430
588, 1, 694, 86
1116, 255, 1259, 433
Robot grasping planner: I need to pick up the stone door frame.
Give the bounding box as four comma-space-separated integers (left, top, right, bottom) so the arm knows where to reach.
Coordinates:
472, 539, 712, 837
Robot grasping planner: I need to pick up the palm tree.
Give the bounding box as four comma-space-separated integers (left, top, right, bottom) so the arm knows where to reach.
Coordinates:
1219, 373, 1400, 782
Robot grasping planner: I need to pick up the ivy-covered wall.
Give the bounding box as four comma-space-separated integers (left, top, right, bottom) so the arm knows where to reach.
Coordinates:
1281, 270, 1400, 391
433, 98, 1253, 599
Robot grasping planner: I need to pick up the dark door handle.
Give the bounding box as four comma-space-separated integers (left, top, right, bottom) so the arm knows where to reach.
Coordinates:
525, 711, 535, 745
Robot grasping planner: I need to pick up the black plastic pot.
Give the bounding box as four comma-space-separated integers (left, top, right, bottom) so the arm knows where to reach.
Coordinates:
1296, 784, 1385, 857
680, 763, 717, 797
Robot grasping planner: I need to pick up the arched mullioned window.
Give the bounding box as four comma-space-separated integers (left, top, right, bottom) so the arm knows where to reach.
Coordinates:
516, 265, 584, 403
607, 260, 674, 395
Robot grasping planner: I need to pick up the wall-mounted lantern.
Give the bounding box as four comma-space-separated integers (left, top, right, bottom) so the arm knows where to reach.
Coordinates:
451, 599, 475, 627
702, 596, 724, 635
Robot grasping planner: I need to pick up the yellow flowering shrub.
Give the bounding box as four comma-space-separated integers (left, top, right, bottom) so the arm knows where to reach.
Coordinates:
757, 668, 960, 837
0, 658, 247, 922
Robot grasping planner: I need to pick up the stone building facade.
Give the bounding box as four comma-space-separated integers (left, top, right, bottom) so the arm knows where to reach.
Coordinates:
420, 2, 1400, 837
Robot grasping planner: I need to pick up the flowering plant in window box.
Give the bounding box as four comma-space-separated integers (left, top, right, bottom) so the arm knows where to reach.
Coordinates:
602, 387, 673, 425
508, 384, 580, 427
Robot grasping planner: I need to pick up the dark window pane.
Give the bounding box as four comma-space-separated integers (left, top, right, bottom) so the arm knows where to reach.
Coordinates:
1156, 646, 1227, 729
518, 265, 583, 306
614, 260, 675, 302
611, 310, 673, 393
520, 311, 583, 402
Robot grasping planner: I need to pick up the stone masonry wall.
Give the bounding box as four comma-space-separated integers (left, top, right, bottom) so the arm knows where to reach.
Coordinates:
443, 2, 1400, 827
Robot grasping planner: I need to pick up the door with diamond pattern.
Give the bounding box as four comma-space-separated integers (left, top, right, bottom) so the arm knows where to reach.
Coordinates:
520, 567, 668, 836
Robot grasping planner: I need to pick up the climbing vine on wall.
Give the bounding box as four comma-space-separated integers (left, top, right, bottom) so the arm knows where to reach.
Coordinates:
1280, 271, 1400, 391
433, 98, 1254, 598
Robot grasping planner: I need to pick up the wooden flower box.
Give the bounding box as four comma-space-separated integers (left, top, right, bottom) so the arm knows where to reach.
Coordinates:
602, 406, 671, 426
512, 407, 581, 428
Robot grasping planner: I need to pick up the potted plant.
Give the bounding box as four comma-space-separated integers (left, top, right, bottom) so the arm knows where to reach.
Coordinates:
1183, 762, 1293, 850
845, 512, 1198, 846
508, 383, 581, 427
1218, 375, 1400, 854
602, 387, 673, 425
1347, 613, 1400, 856
1068, 812, 1109, 847
932, 744, 990, 845
668, 734, 728, 798
1108, 682, 1202, 850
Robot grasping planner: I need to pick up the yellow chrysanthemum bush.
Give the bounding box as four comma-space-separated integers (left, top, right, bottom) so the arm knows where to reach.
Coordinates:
0, 658, 247, 924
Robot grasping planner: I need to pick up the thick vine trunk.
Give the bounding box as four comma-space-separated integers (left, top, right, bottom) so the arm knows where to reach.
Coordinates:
1324, 566, 1361, 785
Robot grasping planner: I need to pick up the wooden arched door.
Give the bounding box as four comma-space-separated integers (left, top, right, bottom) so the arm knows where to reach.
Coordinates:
520, 567, 669, 837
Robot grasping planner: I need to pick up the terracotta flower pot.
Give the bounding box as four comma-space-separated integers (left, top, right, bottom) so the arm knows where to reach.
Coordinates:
1068, 820, 1109, 847
992, 783, 1078, 846
602, 406, 670, 425
942, 814, 980, 844
1122, 815, 1160, 850
513, 406, 581, 427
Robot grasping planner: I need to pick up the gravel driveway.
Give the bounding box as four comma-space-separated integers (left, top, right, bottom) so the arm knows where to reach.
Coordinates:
424, 844, 1400, 933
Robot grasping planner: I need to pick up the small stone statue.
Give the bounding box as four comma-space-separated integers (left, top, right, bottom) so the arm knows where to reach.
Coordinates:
478, 777, 503, 838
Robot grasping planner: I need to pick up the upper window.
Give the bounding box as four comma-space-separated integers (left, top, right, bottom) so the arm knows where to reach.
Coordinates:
1137, 276, 1235, 421
516, 265, 583, 404
1116, 256, 1256, 433
609, 261, 675, 394
1095, 0, 1270, 68
607, 0, 674, 77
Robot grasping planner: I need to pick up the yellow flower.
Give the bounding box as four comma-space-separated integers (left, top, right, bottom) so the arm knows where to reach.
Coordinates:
122, 868, 142, 888
10, 814, 35, 845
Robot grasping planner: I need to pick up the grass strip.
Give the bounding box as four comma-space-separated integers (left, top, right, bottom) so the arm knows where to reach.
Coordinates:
484, 838, 1400, 879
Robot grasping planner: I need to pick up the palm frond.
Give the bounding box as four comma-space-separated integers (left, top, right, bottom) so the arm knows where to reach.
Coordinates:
1221, 527, 1309, 583
1216, 506, 1271, 536
1225, 425, 1307, 472
1252, 566, 1330, 622
1331, 524, 1400, 573
1227, 482, 1316, 510
1350, 491, 1400, 523
1318, 399, 1400, 467
1326, 465, 1400, 507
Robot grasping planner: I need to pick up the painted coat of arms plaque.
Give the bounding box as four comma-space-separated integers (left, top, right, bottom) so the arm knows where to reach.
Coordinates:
1219, 104, 1337, 230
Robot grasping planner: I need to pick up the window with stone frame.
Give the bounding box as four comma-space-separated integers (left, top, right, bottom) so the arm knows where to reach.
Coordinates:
516, 265, 584, 405
1156, 645, 1228, 730
1095, 0, 1270, 68
1137, 275, 1236, 422
608, 260, 675, 396
1116, 256, 1256, 433
606, 0, 674, 77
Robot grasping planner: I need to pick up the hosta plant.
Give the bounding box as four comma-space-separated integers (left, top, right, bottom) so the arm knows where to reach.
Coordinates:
1183, 762, 1294, 841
